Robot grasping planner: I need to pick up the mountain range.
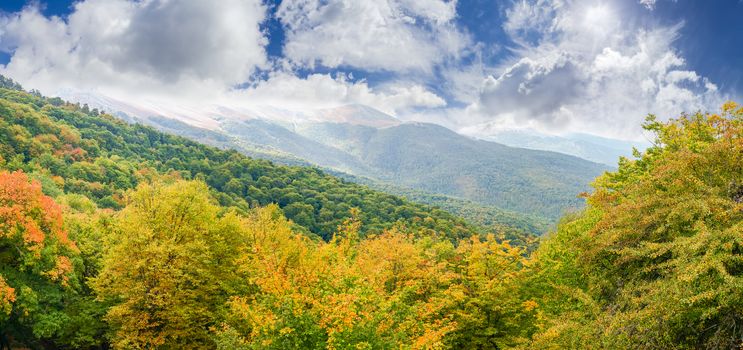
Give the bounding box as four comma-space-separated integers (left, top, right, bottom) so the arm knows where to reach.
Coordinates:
63, 92, 611, 222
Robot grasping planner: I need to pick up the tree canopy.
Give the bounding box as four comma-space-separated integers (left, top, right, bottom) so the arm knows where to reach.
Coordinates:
0, 75, 740, 349
520, 102, 743, 349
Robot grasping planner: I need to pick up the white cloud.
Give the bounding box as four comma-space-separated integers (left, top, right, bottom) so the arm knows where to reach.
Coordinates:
475, 51, 583, 127
277, 0, 468, 73
464, 0, 725, 140
235, 72, 446, 115
0, 0, 727, 142
503, 0, 563, 46
639, 0, 657, 10
0, 0, 267, 100
0, 0, 447, 118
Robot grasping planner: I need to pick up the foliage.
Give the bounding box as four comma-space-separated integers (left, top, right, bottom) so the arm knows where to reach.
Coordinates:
93, 180, 249, 349
0, 84, 481, 242
0, 75, 740, 349
332, 171, 547, 247
215, 206, 527, 350
0, 170, 93, 348
522, 102, 743, 349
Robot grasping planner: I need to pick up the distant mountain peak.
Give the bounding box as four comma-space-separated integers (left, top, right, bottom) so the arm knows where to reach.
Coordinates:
311, 104, 401, 128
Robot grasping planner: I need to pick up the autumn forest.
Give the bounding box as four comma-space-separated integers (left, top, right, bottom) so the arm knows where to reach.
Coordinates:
0, 77, 742, 350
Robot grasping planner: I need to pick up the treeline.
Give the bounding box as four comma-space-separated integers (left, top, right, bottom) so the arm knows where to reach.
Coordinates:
0, 77, 740, 349
0, 173, 530, 349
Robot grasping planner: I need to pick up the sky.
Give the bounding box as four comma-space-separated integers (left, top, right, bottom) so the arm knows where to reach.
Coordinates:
0, 0, 741, 141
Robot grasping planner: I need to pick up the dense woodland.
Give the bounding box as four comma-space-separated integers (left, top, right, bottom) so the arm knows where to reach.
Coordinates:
0, 77, 741, 349
328, 171, 549, 247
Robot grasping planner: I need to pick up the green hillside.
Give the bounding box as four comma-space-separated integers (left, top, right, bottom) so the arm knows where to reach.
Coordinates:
328, 169, 549, 245
135, 112, 549, 239
111, 104, 608, 220
0, 83, 495, 242
295, 121, 608, 218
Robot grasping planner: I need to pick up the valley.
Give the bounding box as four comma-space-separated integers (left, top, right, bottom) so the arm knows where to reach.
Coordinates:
71, 93, 609, 227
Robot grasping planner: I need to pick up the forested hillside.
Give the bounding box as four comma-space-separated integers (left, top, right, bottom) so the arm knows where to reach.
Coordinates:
94, 99, 607, 220
292, 121, 608, 218
0, 74, 740, 349
130, 113, 550, 239
0, 82, 498, 243
328, 170, 550, 244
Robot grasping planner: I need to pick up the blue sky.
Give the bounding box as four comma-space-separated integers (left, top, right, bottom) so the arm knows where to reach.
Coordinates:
0, 0, 740, 140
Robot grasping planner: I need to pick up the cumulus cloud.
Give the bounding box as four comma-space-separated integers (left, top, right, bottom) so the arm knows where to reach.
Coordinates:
0, 0, 267, 100
277, 0, 469, 72
477, 51, 583, 126
236, 72, 446, 115
0, 0, 455, 115
0, 0, 728, 141
465, 0, 724, 140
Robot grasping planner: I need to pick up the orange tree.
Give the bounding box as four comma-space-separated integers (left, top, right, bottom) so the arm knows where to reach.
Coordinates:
0, 170, 81, 347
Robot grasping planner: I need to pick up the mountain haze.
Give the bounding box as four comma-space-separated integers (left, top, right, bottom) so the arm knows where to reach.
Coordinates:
469, 128, 650, 166
68, 93, 608, 219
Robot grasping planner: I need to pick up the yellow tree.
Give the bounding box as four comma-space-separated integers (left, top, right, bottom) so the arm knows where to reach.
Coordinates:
94, 180, 247, 349
217, 208, 463, 349
218, 206, 535, 350
353, 230, 460, 349
444, 234, 529, 349
217, 204, 328, 349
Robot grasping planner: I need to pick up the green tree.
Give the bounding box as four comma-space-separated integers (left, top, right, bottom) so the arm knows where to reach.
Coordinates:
523, 102, 743, 349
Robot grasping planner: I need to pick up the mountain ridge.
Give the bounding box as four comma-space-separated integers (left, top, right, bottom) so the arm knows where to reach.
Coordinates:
58, 91, 609, 220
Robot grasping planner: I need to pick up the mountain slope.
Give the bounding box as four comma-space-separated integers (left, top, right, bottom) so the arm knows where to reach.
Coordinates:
122, 113, 549, 238
221, 118, 376, 174
0, 85, 498, 242
167, 115, 608, 219
471, 129, 649, 166
332, 170, 551, 245
65, 94, 609, 220
293, 120, 607, 218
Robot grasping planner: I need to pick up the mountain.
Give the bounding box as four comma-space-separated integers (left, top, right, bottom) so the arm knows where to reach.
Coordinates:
111, 113, 549, 238
0, 85, 495, 242
461, 128, 649, 166
61, 93, 610, 221
293, 120, 608, 219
